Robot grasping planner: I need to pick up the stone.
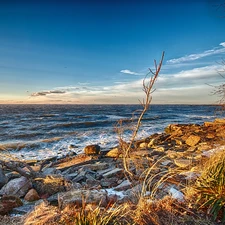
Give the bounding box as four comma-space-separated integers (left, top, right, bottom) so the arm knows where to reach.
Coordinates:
187, 146, 197, 152
161, 160, 172, 166
174, 159, 192, 168
86, 178, 101, 187
147, 139, 155, 147
11, 203, 35, 215
204, 121, 214, 127
139, 142, 147, 148
106, 148, 120, 158
0, 176, 32, 197
100, 177, 118, 188
33, 175, 69, 197
130, 150, 152, 158
102, 168, 124, 179
175, 139, 183, 145
168, 187, 184, 202
24, 188, 40, 202
0, 195, 23, 215
185, 135, 200, 146
125, 184, 142, 203
167, 150, 184, 159
84, 144, 100, 155
64, 172, 79, 180
0, 168, 8, 189
154, 146, 165, 152
206, 133, 215, 139
47, 193, 60, 206
214, 118, 225, 124
58, 189, 108, 209
42, 167, 61, 176
179, 171, 200, 181
114, 179, 132, 191
83, 162, 109, 171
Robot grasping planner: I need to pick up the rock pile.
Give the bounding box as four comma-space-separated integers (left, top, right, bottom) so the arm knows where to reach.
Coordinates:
0, 118, 224, 218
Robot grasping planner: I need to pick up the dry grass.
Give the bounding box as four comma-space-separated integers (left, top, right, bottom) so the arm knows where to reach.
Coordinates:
189, 149, 225, 223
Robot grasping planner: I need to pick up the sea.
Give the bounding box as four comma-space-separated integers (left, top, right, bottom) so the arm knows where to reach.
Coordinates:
0, 104, 223, 161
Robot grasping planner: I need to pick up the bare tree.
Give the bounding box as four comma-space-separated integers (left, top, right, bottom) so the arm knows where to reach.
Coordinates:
118, 52, 165, 176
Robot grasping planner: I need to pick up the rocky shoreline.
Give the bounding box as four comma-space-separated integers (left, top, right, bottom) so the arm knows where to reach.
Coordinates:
0, 118, 225, 224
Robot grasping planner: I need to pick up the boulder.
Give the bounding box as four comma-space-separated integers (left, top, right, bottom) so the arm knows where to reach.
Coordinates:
58, 189, 108, 209
84, 144, 100, 155
0, 168, 8, 189
0, 195, 23, 215
0, 176, 32, 197
185, 135, 200, 146
24, 188, 40, 202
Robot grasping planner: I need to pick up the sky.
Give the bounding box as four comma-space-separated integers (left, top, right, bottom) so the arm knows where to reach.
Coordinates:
1, 0, 225, 104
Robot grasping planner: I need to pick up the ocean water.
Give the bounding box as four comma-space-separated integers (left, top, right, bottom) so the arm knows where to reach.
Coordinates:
0, 104, 222, 160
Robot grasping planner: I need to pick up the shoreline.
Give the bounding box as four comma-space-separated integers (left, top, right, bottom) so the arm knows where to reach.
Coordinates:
0, 117, 224, 224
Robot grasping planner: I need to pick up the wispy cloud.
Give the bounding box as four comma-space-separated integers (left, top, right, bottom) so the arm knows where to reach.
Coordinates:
31, 90, 66, 97
28, 62, 223, 104
120, 69, 143, 75
167, 42, 225, 64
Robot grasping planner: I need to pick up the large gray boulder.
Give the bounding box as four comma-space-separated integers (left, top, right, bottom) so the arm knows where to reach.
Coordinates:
0, 176, 32, 197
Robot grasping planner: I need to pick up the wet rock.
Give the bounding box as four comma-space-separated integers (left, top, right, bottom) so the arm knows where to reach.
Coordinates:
84, 144, 100, 155
0, 168, 8, 189
24, 189, 40, 202
185, 135, 200, 146
58, 189, 108, 209
0, 176, 32, 197
0, 195, 23, 215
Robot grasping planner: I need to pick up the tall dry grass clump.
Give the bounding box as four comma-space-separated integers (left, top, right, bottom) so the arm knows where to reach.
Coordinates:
193, 149, 225, 222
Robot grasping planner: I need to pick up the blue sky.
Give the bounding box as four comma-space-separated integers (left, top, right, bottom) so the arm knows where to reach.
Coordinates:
1, 0, 225, 104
